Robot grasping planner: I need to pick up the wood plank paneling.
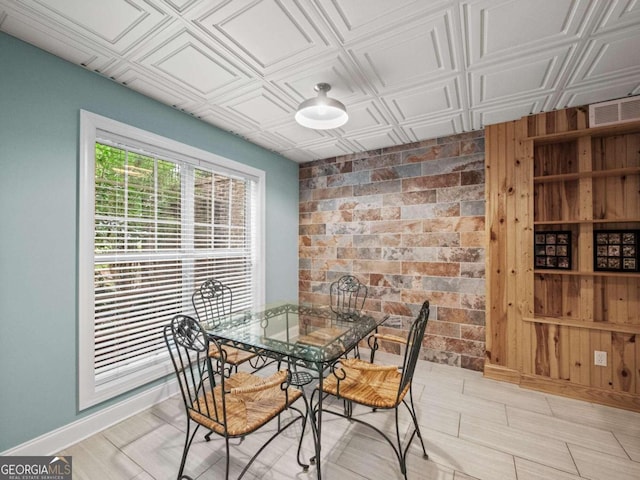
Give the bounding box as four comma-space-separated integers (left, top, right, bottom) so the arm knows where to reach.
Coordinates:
485, 108, 640, 412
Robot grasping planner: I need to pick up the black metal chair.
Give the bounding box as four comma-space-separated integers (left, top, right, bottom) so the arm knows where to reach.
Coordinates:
192, 279, 261, 375
164, 314, 308, 480
329, 275, 368, 320
312, 300, 430, 480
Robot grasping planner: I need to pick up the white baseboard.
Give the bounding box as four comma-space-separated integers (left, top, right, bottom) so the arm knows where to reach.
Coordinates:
2, 378, 179, 456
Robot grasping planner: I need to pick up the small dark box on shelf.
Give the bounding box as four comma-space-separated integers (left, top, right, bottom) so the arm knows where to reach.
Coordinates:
534, 230, 571, 270
594, 230, 639, 272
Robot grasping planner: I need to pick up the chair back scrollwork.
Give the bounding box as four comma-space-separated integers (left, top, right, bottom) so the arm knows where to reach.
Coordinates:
192, 278, 233, 328
330, 275, 368, 319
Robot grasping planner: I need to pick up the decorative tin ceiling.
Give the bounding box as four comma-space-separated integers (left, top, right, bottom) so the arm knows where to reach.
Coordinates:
1, 0, 639, 162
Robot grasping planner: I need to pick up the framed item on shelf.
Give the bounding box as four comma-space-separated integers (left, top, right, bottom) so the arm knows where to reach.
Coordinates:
534, 230, 571, 270
594, 230, 639, 272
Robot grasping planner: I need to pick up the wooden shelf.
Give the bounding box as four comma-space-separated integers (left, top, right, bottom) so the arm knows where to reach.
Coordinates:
534, 167, 640, 183
534, 218, 640, 226
534, 269, 640, 278
528, 120, 640, 144
523, 315, 640, 335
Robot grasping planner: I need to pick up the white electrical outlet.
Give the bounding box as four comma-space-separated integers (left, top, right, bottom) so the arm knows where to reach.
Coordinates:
594, 350, 607, 367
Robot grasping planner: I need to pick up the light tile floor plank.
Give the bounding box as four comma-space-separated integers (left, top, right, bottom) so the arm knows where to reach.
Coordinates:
56, 358, 640, 480
505, 406, 628, 458
459, 414, 578, 475
569, 443, 640, 480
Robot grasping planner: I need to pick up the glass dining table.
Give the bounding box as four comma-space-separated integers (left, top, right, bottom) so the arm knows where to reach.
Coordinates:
202, 302, 389, 480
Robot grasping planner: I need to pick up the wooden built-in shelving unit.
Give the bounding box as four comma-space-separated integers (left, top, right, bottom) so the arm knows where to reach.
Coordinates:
485, 107, 640, 412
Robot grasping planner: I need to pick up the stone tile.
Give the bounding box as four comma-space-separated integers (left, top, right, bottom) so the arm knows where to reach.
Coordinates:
426, 319, 461, 338
383, 190, 437, 206
422, 348, 461, 367
461, 169, 484, 185
461, 355, 484, 371
371, 163, 422, 181
403, 202, 460, 218
437, 307, 485, 325
403, 232, 460, 247
421, 155, 484, 175
460, 263, 485, 278
326, 170, 371, 187
352, 152, 402, 171
460, 293, 485, 310
437, 184, 484, 202
403, 142, 462, 163
437, 247, 484, 263
460, 200, 485, 216
460, 324, 484, 341
403, 172, 461, 191
354, 179, 401, 196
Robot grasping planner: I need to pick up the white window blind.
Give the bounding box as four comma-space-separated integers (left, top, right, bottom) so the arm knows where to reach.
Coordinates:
79, 111, 265, 409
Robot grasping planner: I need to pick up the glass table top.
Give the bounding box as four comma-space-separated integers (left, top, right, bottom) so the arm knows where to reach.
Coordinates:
202, 302, 389, 365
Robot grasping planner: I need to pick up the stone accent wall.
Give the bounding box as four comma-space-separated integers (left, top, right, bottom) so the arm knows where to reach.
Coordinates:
298, 131, 486, 370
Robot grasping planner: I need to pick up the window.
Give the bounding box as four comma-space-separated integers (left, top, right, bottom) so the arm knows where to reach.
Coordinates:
79, 111, 265, 409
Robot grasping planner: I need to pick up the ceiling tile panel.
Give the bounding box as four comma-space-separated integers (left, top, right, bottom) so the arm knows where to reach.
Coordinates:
299, 140, 358, 160
268, 120, 328, 146
594, 0, 640, 33
556, 78, 640, 109
163, 0, 201, 15
189, 104, 256, 136
470, 47, 573, 105
463, 0, 594, 66
243, 130, 291, 152
337, 100, 391, 134
472, 98, 544, 129
383, 78, 462, 122
102, 63, 200, 111
314, 0, 449, 43
194, 0, 331, 73
401, 115, 464, 142
568, 28, 640, 85
2, 0, 640, 162
136, 29, 251, 96
223, 85, 294, 127
0, 6, 110, 68
349, 11, 457, 92
16, 0, 172, 53
349, 128, 406, 152
278, 148, 316, 163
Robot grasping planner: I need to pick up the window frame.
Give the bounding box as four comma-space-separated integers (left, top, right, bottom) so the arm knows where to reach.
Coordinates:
78, 110, 265, 410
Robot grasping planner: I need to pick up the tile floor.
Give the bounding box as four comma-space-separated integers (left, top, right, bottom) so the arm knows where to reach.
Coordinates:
59, 353, 640, 479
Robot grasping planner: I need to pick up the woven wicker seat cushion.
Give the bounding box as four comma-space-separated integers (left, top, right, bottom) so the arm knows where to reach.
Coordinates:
189, 371, 302, 437
321, 359, 410, 409
208, 344, 257, 365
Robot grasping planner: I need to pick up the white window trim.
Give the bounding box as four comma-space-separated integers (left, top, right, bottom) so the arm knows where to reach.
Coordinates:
78, 110, 265, 410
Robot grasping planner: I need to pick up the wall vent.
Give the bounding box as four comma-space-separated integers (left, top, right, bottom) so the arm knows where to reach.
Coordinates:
589, 96, 640, 127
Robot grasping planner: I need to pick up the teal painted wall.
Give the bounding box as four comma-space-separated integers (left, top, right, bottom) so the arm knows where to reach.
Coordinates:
0, 32, 299, 452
